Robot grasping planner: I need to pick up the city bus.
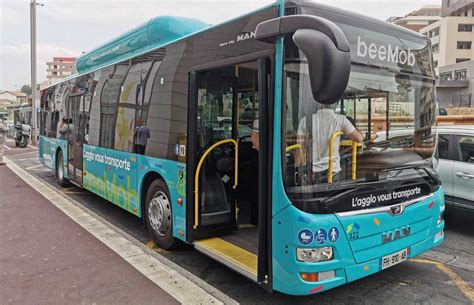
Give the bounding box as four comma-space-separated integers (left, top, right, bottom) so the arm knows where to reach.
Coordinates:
38, 0, 445, 295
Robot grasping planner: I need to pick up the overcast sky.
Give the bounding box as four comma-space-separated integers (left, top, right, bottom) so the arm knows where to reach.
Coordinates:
0, 0, 438, 91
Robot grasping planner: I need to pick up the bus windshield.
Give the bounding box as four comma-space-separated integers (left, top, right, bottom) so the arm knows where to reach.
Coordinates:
282, 58, 438, 213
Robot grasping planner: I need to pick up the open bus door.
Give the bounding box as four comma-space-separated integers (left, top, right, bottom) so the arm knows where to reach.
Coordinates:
66, 94, 86, 186
187, 57, 272, 286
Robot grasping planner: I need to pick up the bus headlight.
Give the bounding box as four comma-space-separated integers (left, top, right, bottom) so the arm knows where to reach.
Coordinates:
437, 213, 444, 225
297, 247, 334, 262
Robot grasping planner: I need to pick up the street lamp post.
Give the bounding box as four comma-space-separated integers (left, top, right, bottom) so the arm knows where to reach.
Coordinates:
30, 0, 43, 145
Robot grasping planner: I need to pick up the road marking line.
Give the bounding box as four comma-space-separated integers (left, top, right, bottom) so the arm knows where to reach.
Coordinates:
3, 145, 11, 150
5, 158, 236, 305
62, 189, 87, 195
8, 151, 38, 157
25, 164, 44, 170
411, 258, 474, 302
146, 241, 169, 253
27, 145, 37, 149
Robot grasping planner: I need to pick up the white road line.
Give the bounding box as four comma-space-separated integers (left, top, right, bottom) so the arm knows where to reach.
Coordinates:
3, 145, 11, 150
5, 158, 237, 305
25, 164, 44, 170
27, 145, 37, 149
7, 151, 38, 158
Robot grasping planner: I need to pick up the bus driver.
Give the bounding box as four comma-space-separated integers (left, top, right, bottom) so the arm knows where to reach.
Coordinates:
296, 104, 363, 184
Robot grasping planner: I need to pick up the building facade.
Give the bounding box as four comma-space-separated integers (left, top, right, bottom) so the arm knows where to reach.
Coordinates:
388, 5, 441, 32
442, 0, 474, 17
420, 16, 474, 72
46, 57, 77, 83
436, 59, 474, 108
0, 91, 28, 104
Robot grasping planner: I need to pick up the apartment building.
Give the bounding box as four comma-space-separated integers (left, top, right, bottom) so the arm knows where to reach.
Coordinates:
437, 60, 474, 108
46, 57, 77, 82
442, 0, 474, 17
420, 16, 474, 71
387, 5, 441, 32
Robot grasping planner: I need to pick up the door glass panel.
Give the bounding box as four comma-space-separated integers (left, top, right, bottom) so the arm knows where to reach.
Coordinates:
459, 136, 474, 163
438, 134, 450, 160
196, 66, 236, 227
195, 62, 259, 228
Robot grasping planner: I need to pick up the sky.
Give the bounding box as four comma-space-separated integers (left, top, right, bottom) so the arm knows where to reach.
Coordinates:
0, 0, 439, 91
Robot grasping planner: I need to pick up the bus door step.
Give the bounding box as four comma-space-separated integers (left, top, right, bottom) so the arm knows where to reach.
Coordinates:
194, 237, 257, 282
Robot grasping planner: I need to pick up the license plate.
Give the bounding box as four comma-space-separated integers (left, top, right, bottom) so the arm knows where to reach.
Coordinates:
380, 248, 408, 270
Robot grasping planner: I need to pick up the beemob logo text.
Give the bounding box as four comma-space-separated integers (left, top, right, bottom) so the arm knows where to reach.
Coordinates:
356, 36, 416, 67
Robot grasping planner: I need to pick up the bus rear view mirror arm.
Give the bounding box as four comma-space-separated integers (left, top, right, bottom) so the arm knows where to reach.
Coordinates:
255, 15, 351, 105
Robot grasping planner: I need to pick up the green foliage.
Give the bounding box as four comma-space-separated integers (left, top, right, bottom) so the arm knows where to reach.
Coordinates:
20, 84, 32, 96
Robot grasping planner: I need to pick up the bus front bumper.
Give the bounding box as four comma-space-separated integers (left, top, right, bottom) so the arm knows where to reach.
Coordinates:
273, 228, 444, 296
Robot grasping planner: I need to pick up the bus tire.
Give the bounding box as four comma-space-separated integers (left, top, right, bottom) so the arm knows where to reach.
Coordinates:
56, 152, 69, 187
145, 179, 177, 250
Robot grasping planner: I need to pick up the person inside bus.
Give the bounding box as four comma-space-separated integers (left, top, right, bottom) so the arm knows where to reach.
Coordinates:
134, 119, 150, 155
58, 117, 75, 142
296, 104, 363, 184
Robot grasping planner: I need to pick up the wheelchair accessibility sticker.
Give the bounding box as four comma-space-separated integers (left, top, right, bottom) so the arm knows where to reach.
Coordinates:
298, 229, 313, 245
314, 228, 328, 244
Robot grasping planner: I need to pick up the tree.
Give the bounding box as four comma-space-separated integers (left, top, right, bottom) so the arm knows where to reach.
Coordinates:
20, 85, 32, 96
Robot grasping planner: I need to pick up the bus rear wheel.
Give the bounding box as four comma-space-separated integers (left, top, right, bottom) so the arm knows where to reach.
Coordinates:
145, 179, 176, 250
56, 152, 69, 187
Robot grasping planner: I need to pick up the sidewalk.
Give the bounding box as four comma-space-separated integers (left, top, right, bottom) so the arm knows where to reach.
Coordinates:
0, 164, 179, 305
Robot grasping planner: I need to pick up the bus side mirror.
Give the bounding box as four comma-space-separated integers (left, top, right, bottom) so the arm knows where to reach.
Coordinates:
292, 29, 351, 105
255, 15, 351, 105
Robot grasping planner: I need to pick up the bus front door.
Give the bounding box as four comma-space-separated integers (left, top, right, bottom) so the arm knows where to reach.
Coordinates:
188, 59, 271, 284
190, 65, 240, 238
66, 94, 85, 186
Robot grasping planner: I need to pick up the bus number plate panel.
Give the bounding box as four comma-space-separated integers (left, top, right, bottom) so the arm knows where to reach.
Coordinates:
380, 248, 408, 270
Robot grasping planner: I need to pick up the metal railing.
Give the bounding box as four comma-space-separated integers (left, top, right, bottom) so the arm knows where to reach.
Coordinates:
194, 139, 239, 229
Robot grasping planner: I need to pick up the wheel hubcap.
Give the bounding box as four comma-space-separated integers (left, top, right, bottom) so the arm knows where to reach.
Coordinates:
148, 191, 171, 236
58, 158, 64, 181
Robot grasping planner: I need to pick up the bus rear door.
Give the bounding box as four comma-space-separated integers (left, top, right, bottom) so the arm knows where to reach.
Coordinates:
66, 94, 86, 186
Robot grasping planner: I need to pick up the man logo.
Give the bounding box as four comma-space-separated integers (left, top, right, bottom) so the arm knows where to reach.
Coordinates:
382, 226, 411, 244
237, 31, 256, 42
390, 204, 404, 216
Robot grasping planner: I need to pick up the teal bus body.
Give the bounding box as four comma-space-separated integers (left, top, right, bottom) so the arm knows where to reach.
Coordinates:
39, 0, 444, 296
271, 191, 445, 294
39, 136, 188, 241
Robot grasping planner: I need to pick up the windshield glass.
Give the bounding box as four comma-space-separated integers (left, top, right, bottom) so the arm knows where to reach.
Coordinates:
282, 55, 438, 213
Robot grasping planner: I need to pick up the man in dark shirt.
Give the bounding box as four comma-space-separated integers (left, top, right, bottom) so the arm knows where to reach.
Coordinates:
134, 120, 150, 155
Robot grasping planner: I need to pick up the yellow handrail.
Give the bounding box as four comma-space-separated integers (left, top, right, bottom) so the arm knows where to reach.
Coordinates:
194, 139, 238, 229
328, 131, 345, 183
328, 131, 361, 183
286, 144, 301, 152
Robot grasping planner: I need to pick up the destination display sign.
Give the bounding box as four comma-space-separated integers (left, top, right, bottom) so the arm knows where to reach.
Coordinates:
323, 183, 431, 213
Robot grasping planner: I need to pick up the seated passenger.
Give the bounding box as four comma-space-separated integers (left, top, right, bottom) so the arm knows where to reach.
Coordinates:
296, 105, 363, 184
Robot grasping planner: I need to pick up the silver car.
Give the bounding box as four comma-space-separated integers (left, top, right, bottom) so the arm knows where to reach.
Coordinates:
438, 126, 474, 212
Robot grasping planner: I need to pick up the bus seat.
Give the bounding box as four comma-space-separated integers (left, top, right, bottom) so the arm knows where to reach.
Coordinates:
201, 170, 231, 226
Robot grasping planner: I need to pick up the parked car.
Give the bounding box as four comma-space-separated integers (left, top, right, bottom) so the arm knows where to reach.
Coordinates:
437, 125, 474, 213
373, 126, 474, 213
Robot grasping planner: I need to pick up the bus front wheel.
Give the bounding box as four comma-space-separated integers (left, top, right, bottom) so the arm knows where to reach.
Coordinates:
145, 179, 176, 249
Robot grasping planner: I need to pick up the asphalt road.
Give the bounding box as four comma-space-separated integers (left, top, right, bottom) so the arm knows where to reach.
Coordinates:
5, 142, 474, 305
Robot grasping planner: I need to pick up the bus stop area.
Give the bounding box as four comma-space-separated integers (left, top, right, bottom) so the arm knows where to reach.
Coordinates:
1, 140, 473, 305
